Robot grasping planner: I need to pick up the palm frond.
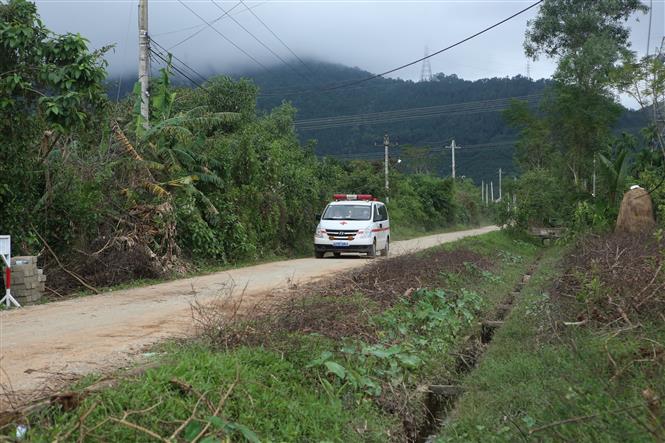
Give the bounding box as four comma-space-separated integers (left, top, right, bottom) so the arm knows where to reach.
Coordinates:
145, 183, 170, 197
112, 121, 143, 161
165, 175, 198, 187
196, 172, 224, 188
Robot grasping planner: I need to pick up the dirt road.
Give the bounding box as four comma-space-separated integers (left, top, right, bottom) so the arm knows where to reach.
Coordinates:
0, 226, 497, 405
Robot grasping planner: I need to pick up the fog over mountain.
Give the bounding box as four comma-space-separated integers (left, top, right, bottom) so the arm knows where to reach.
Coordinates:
37, 0, 662, 85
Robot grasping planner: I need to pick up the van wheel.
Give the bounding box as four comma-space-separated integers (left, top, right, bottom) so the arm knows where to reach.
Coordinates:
367, 240, 377, 258
315, 251, 325, 259
380, 239, 389, 257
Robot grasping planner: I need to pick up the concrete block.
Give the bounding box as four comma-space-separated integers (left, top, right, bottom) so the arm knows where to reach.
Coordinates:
11, 267, 36, 279
11, 256, 36, 266
23, 281, 39, 290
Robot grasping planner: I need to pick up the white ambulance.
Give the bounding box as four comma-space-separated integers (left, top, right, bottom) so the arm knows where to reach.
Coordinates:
314, 194, 390, 258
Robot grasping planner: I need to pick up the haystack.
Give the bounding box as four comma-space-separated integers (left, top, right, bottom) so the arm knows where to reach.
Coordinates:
615, 186, 656, 234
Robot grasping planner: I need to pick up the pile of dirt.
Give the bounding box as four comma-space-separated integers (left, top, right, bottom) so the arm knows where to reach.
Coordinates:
194, 247, 492, 349
554, 231, 664, 325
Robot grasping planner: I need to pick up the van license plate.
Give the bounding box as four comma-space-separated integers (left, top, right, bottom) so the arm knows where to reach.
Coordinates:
333, 241, 349, 247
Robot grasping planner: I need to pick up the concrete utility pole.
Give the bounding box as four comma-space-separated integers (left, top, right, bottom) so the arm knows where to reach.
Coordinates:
138, 0, 150, 129
592, 156, 596, 198
384, 134, 390, 203
513, 176, 517, 208
481, 179, 484, 202
491, 181, 494, 202
450, 139, 456, 179
498, 168, 502, 201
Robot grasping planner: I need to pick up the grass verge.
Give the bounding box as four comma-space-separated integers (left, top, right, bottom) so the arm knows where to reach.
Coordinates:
3, 231, 541, 442
437, 236, 665, 442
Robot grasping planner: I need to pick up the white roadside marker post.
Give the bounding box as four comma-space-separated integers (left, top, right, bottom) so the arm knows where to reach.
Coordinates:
0, 235, 21, 308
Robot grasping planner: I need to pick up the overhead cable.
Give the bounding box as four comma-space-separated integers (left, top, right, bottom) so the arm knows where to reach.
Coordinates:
175, 0, 270, 71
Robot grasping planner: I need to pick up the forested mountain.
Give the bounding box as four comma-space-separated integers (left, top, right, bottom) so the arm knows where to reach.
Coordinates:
242, 61, 647, 183
108, 60, 647, 184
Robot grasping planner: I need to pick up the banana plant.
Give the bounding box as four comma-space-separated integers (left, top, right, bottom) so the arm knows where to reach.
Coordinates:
597, 148, 630, 207
126, 57, 240, 215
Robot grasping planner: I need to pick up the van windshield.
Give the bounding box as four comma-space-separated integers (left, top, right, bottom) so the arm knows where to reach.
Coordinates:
322, 204, 371, 221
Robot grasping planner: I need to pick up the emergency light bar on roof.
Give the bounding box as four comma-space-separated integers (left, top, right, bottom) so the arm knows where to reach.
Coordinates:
333, 194, 375, 201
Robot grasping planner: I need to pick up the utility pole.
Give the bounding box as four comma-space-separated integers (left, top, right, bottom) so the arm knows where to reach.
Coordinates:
384, 134, 390, 203
592, 156, 596, 198
513, 176, 517, 208
449, 139, 457, 179
481, 179, 484, 203
498, 168, 502, 201
138, 0, 150, 129
491, 181, 494, 202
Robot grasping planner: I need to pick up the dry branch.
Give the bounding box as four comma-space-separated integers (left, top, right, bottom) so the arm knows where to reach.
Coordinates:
34, 230, 99, 294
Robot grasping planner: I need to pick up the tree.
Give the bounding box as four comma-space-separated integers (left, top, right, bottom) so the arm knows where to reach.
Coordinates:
503, 99, 556, 171
525, 0, 647, 90
0, 0, 108, 251
617, 50, 665, 161
521, 0, 647, 185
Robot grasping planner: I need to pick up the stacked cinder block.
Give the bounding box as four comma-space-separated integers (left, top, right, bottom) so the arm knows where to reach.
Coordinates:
4, 256, 46, 305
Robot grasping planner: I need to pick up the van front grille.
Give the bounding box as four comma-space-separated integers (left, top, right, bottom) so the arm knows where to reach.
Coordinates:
326, 230, 358, 240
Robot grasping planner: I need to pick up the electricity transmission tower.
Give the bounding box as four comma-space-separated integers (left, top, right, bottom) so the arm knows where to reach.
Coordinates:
420, 46, 433, 82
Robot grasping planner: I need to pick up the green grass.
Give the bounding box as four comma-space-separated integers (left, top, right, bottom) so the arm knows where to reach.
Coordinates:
30, 342, 394, 442
437, 247, 665, 442
12, 231, 542, 442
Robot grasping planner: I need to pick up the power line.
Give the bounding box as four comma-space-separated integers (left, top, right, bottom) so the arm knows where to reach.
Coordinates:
137, 0, 544, 102
175, 0, 270, 71
295, 95, 540, 126
647, 0, 653, 56
328, 140, 517, 160
168, 2, 242, 50
315, 0, 544, 93
209, 0, 309, 80
152, 1, 266, 38
151, 39, 208, 83
150, 47, 205, 90
295, 95, 541, 131
239, 0, 314, 75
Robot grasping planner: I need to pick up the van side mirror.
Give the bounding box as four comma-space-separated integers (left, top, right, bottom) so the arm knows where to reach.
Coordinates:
315, 214, 321, 221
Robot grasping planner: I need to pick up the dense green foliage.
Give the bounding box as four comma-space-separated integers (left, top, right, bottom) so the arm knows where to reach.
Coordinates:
113, 61, 647, 185
0, 0, 481, 292
495, 0, 663, 231
0, 0, 108, 251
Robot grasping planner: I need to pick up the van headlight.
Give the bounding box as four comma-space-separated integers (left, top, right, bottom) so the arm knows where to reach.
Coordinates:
357, 227, 373, 239
314, 225, 326, 238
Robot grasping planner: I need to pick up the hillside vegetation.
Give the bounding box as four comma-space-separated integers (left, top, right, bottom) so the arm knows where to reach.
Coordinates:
247, 62, 646, 182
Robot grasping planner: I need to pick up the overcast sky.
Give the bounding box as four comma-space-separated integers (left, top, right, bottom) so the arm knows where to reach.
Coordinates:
34, 0, 663, 84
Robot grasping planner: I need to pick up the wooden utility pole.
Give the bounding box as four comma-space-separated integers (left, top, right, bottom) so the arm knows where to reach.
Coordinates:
138, 0, 150, 128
